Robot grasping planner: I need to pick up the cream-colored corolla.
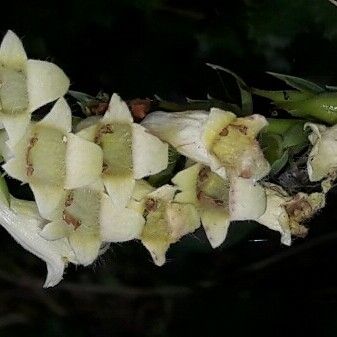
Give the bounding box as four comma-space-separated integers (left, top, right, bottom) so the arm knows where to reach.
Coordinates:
77, 93, 168, 208
172, 163, 267, 248
127, 181, 200, 266
3, 98, 103, 219
305, 122, 337, 182
39, 183, 145, 266
142, 108, 270, 180
0, 179, 77, 287
0, 30, 70, 148
257, 183, 325, 245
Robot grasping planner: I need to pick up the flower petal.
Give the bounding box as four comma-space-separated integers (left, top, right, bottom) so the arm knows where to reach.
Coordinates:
102, 93, 133, 124
229, 177, 266, 221
200, 207, 230, 248
0, 30, 27, 70
68, 232, 101, 266
202, 108, 235, 149
141, 110, 210, 164
37, 97, 72, 134
2, 113, 30, 149
0, 196, 76, 287
103, 174, 135, 208
305, 123, 337, 182
26, 60, 70, 113
172, 163, 200, 204
100, 194, 145, 242
30, 183, 66, 220
40, 220, 69, 241
76, 124, 97, 142
132, 123, 168, 179
257, 187, 291, 246
64, 134, 103, 189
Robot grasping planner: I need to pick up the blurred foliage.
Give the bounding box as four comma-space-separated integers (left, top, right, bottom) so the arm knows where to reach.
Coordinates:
2, 1, 337, 336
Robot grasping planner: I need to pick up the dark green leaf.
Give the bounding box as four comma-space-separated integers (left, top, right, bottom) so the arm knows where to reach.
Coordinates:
267, 72, 325, 94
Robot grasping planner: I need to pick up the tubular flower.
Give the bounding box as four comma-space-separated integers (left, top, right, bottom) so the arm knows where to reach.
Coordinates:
305, 122, 337, 182
172, 163, 267, 248
0, 182, 77, 287
257, 183, 325, 244
128, 181, 200, 266
77, 93, 168, 208
0, 30, 70, 148
3, 98, 103, 219
39, 184, 145, 266
142, 108, 270, 180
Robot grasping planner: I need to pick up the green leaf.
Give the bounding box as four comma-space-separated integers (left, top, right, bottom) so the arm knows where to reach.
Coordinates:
259, 133, 284, 165
282, 122, 308, 149
267, 72, 325, 94
270, 149, 289, 175
252, 88, 313, 103
206, 63, 253, 115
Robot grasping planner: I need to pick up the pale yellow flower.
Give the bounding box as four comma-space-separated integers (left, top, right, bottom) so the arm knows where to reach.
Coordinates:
142, 108, 270, 180
77, 93, 168, 208
0, 30, 69, 148
3, 98, 103, 219
172, 163, 266, 248
128, 181, 200, 266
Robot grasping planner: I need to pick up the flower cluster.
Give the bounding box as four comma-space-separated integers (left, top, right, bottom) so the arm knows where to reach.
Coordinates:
0, 31, 330, 287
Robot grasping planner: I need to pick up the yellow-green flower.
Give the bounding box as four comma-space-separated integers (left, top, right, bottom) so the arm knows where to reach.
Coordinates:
128, 181, 200, 266
172, 163, 266, 248
3, 98, 103, 219
0, 185, 77, 287
142, 108, 270, 180
40, 184, 145, 266
0, 30, 70, 148
77, 93, 168, 208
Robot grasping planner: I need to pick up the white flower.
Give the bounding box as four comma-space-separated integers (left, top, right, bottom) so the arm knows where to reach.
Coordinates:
3, 98, 103, 219
0, 182, 77, 287
39, 183, 145, 266
142, 108, 270, 180
77, 93, 168, 208
305, 122, 337, 182
172, 163, 266, 248
257, 183, 325, 245
128, 182, 200, 266
0, 30, 70, 148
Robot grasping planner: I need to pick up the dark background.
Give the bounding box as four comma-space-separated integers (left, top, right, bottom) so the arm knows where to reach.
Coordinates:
1, 1, 337, 336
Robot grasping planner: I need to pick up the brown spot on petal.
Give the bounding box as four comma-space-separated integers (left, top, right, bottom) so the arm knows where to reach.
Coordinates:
94, 124, 114, 144
239, 168, 252, 179
219, 127, 228, 136
230, 124, 248, 135
63, 210, 81, 230
145, 198, 158, 212
65, 192, 74, 207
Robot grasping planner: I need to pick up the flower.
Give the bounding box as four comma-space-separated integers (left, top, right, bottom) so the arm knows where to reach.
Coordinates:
0, 30, 70, 148
77, 93, 168, 208
39, 183, 145, 266
305, 122, 337, 182
128, 181, 200, 266
257, 183, 325, 244
142, 108, 270, 180
0, 178, 77, 287
172, 163, 267, 248
3, 98, 103, 219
